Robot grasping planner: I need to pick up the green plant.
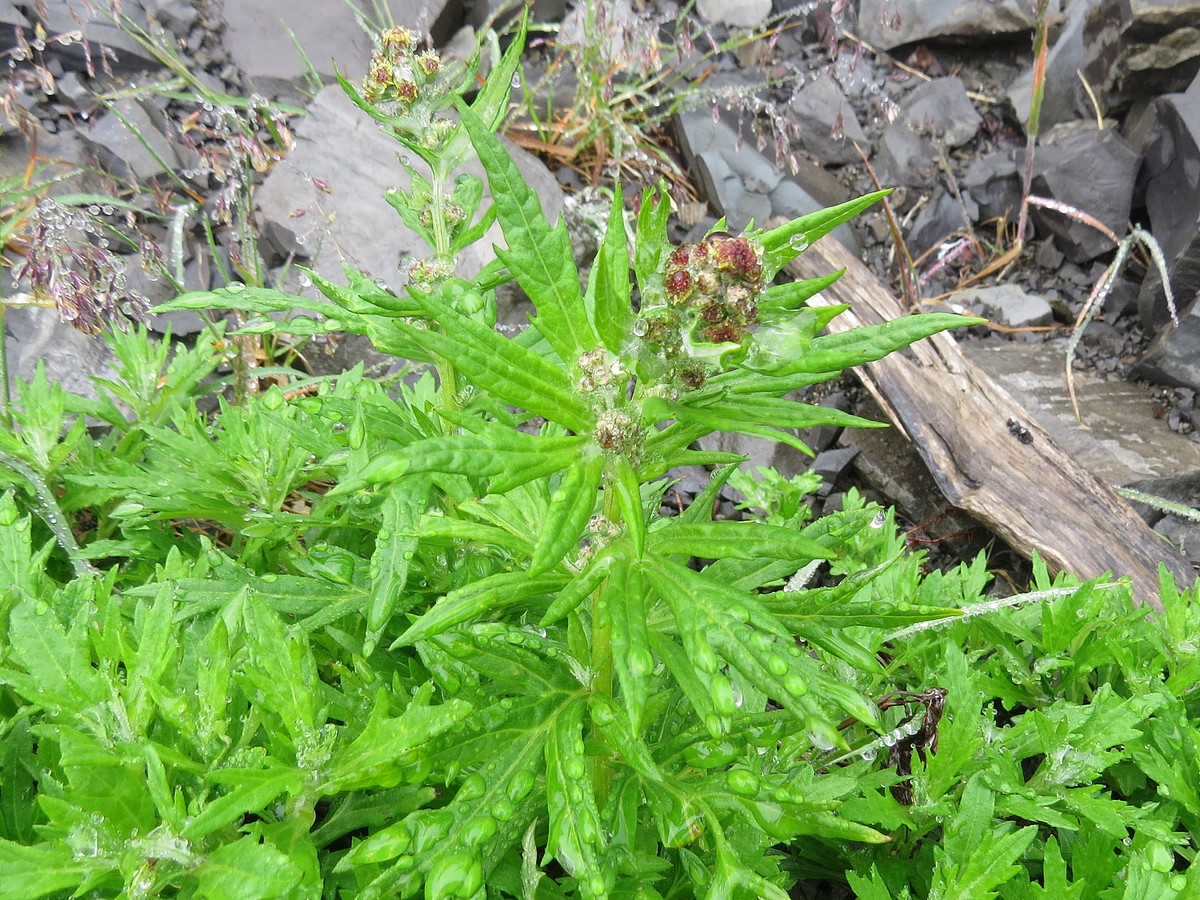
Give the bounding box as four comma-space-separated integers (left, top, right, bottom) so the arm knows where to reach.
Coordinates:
510, 3, 805, 187
20, 15, 1170, 900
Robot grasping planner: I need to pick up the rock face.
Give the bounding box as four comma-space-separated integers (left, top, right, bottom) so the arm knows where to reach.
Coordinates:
1136, 81, 1200, 332
674, 111, 858, 249
790, 74, 868, 165
80, 97, 178, 181
1029, 122, 1140, 262
898, 77, 981, 147
855, 0, 1058, 50
695, 0, 772, 29
222, 0, 451, 98
34, 0, 163, 71
253, 86, 563, 321
952, 285, 1054, 329
1008, 0, 1132, 129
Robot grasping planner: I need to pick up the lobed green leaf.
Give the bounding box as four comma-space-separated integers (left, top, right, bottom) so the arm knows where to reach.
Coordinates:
459, 102, 597, 365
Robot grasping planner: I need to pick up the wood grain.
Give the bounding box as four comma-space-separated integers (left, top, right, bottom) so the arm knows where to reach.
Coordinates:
787, 235, 1191, 607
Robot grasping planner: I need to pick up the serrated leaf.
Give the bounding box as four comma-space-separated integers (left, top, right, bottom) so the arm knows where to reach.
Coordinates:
592, 193, 633, 353
393, 571, 567, 647
644, 555, 877, 733
759, 191, 887, 279
158, 285, 345, 320
759, 270, 844, 311
541, 548, 617, 626
747, 313, 981, 377
3, 600, 103, 710
183, 764, 306, 840
196, 834, 305, 900
544, 698, 607, 896
459, 102, 597, 365
366, 477, 432, 654
56, 726, 156, 837
634, 183, 670, 292
322, 688, 472, 793
648, 520, 835, 563
641, 398, 816, 455
240, 596, 318, 742
126, 583, 176, 733
601, 553, 653, 730
0, 840, 110, 900
608, 454, 646, 557
309, 263, 423, 317
930, 784, 1037, 900
395, 282, 591, 431
530, 451, 603, 575
589, 695, 662, 781
333, 431, 588, 497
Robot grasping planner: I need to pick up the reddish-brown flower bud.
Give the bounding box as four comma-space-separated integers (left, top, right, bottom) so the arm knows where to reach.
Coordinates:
712, 236, 762, 282
704, 323, 742, 344
664, 269, 693, 304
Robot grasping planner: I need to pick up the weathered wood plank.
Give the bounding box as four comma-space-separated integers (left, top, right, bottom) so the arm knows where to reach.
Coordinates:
788, 235, 1191, 607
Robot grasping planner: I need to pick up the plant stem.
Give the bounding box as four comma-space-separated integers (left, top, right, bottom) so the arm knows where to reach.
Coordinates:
0, 302, 11, 428
590, 478, 619, 805
427, 157, 461, 419
1016, 0, 1051, 248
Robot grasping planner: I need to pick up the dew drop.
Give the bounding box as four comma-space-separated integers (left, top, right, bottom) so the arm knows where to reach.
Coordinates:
726, 769, 760, 796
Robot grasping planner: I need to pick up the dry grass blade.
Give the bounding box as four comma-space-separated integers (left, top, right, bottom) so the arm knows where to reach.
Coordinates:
854, 141, 918, 308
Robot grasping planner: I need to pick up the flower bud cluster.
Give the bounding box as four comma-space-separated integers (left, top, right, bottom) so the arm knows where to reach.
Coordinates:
631, 232, 765, 392
406, 256, 453, 290
576, 348, 625, 394
363, 28, 443, 107
661, 233, 763, 345
362, 27, 459, 151
594, 409, 644, 459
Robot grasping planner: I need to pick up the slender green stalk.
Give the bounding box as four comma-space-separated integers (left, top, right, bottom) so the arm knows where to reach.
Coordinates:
0, 452, 98, 577
0, 303, 10, 428
1016, 0, 1051, 247
590, 479, 620, 806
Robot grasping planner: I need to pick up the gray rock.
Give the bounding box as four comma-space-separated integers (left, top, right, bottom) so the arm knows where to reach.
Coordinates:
1138, 87, 1200, 329
963, 150, 1022, 222
674, 111, 858, 248
80, 97, 178, 181
143, 0, 197, 33
1009, 0, 1131, 129
696, 0, 772, 29
952, 284, 1054, 329
34, 0, 162, 72
1154, 514, 1200, 566
856, 0, 1059, 50
899, 77, 980, 148
694, 150, 771, 231
873, 122, 936, 188
790, 74, 868, 165
1136, 294, 1200, 391
53, 71, 91, 109
906, 191, 977, 258
0, 0, 28, 47
1120, 26, 1200, 98
4, 304, 118, 401
1129, 0, 1200, 39
468, 0, 567, 29
1029, 122, 1139, 262
253, 85, 563, 324
811, 447, 859, 482
223, 0, 449, 99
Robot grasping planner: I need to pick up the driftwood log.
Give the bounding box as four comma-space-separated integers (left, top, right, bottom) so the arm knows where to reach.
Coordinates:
787, 235, 1192, 608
